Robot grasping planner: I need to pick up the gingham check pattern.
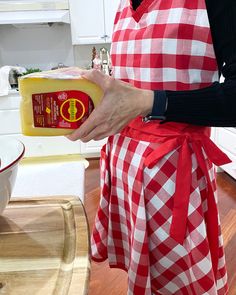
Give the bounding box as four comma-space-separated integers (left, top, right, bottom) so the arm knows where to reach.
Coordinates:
91, 135, 228, 294
111, 0, 219, 91
91, 0, 229, 294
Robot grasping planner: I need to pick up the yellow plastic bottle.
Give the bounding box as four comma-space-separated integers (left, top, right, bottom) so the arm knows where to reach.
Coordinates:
19, 67, 103, 136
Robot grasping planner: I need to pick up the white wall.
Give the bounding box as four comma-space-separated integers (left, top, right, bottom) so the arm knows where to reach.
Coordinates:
0, 23, 74, 70
0, 23, 111, 71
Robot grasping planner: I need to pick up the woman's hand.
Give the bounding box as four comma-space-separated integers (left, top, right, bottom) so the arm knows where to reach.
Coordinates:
66, 69, 154, 142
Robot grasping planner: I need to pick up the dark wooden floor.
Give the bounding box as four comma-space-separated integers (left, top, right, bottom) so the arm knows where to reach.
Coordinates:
84, 159, 236, 295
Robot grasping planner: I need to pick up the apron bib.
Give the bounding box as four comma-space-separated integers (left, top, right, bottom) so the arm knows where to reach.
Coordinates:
91, 1, 231, 294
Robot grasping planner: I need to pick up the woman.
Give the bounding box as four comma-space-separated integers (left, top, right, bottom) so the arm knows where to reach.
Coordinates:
68, 0, 235, 294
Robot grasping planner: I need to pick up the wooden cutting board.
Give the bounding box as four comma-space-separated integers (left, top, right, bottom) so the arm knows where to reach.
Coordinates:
0, 196, 90, 295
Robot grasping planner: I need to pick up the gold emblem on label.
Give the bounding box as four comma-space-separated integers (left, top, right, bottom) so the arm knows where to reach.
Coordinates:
60, 98, 85, 122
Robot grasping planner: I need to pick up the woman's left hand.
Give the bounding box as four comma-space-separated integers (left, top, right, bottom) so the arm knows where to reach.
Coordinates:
66, 69, 153, 142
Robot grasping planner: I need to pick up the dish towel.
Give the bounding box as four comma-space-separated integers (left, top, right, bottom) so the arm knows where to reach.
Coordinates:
0, 66, 26, 96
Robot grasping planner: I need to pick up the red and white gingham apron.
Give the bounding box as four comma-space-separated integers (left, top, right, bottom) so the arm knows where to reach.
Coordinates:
91, 0, 231, 294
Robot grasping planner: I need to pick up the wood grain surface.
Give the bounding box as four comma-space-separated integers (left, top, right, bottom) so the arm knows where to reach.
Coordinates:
0, 196, 90, 295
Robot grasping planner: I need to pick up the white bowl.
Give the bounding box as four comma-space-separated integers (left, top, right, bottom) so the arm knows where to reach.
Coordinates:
0, 138, 25, 214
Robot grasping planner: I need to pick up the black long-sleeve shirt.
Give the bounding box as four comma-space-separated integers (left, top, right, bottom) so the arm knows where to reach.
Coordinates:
132, 0, 236, 126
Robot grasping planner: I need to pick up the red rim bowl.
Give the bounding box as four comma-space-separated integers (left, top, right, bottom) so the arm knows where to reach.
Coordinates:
0, 138, 25, 173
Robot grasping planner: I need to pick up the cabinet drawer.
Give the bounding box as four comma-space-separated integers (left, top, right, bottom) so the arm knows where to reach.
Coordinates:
0, 134, 81, 158
218, 128, 236, 156
80, 138, 107, 157
0, 109, 21, 134
0, 91, 21, 110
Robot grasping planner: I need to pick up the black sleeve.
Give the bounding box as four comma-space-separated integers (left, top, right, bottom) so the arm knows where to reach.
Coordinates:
152, 0, 236, 127
164, 79, 236, 126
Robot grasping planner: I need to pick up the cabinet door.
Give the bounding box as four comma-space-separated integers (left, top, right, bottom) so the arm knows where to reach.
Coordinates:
214, 127, 236, 179
80, 138, 107, 157
69, 0, 106, 44
104, 0, 120, 42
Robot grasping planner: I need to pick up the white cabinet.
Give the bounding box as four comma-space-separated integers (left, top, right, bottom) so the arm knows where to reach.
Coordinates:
213, 127, 236, 179
69, 0, 119, 44
81, 138, 107, 158
103, 0, 120, 43
0, 0, 70, 25
0, 0, 69, 11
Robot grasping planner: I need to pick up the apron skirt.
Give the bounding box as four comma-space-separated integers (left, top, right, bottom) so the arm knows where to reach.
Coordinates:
91, 123, 229, 295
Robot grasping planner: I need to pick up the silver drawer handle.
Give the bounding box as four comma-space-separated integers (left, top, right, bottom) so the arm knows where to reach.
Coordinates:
100, 34, 109, 39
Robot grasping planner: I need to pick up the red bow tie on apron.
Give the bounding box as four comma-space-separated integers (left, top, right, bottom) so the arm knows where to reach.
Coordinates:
142, 126, 231, 277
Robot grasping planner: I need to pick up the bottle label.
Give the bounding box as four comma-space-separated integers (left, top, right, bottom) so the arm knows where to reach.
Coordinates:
32, 90, 94, 129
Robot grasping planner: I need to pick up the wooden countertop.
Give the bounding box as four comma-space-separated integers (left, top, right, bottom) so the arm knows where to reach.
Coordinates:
0, 196, 90, 295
